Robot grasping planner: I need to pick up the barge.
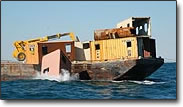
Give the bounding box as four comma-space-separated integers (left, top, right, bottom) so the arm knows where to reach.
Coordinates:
1, 17, 164, 81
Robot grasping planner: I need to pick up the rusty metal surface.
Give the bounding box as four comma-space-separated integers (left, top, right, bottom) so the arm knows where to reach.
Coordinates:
1, 58, 164, 81
71, 58, 164, 81
94, 27, 136, 40
72, 59, 136, 81
71, 63, 92, 73
138, 37, 156, 58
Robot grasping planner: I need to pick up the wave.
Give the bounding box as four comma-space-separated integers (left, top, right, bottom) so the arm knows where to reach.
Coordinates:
111, 80, 126, 83
33, 70, 166, 85
111, 79, 166, 85
129, 80, 165, 85
33, 69, 79, 82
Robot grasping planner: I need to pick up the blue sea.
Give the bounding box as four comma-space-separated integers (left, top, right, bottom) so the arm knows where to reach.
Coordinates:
1, 63, 176, 99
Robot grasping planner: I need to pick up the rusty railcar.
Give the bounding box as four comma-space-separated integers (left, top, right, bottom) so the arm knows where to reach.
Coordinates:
94, 27, 136, 40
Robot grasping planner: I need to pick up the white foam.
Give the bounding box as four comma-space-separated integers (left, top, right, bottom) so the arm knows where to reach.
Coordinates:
60, 69, 70, 81
131, 80, 155, 85
112, 80, 126, 83
129, 80, 165, 85
33, 69, 79, 82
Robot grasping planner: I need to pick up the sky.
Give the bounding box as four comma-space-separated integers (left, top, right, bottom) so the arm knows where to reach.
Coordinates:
1, 1, 176, 62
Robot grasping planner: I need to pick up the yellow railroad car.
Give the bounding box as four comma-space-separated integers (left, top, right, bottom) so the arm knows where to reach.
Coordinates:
90, 37, 138, 61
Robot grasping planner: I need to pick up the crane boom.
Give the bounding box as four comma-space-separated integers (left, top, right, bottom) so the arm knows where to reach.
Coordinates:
13, 32, 78, 61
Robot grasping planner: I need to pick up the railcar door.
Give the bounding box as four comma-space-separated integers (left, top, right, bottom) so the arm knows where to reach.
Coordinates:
95, 44, 101, 60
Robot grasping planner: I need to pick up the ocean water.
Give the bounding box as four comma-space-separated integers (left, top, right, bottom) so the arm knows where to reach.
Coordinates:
1, 63, 176, 99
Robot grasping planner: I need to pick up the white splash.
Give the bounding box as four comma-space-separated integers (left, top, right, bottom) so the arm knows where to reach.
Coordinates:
112, 80, 126, 83
33, 69, 79, 82
129, 80, 165, 85
60, 69, 70, 81
131, 80, 155, 85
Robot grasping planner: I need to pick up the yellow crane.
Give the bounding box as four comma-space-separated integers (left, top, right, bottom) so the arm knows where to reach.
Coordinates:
13, 32, 79, 61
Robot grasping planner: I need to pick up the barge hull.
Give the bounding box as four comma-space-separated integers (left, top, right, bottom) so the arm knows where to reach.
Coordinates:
114, 58, 164, 80
72, 58, 164, 81
1, 58, 164, 81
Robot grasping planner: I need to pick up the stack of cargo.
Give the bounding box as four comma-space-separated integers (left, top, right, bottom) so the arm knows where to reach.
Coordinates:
94, 27, 136, 40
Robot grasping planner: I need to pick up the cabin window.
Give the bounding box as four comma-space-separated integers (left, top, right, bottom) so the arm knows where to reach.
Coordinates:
127, 23, 130, 27
140, 26, 142, 29
29, 44, 35, 52
95, 44, 100, 50
139, 25, 145, 35
83, 43, 90, 49
127, 41, 131, 48
29, 47, 34, 52
43, 67, 49, 74
42, 46, 48, 55
115, 32, 119, 38
136, 27, 139, 35
144, 23, 148, 33
65, 44, 71, 53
